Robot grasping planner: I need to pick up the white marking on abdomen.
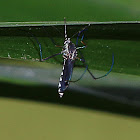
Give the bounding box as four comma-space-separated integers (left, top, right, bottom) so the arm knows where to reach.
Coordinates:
61, 71, 63, 76
59, 76, 62, 81
59, 92, 64, 98
58, 82, 61, 88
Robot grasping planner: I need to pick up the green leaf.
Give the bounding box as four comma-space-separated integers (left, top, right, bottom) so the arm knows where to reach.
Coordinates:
0, 21, 140, 108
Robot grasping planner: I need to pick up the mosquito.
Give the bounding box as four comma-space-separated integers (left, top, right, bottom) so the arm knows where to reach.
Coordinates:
30, 18, 114, 98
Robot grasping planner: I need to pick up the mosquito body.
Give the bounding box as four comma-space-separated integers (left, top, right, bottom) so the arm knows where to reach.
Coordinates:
58, 38, 78, 97
57, 18, 84, 97
30, 18, 114, 98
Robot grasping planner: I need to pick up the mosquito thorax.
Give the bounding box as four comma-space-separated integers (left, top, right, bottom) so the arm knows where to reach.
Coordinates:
64, 38, 71, 45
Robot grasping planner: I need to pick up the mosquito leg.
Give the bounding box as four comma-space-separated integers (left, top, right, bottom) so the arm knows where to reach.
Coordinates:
75, 34, 87, 51
71, 24, 90, 39
24, 30, 63, 61
76, 25, 90, 46
70, 57, 87, 82
80, 53, 114, 80
72, 26, 90, 82
30, 35, 43, 61
92, 53, 114, 79
55, 45, 63, 48
80, 34, 87, 46
72, 57, 96, 82
71, 52, 114, 82
76, 46, 86, 50
42, 26, 63, 48
76, 57, 85, 62
42, 52, 62, 61
21, 30, 43, 61
76, 27, 89, 52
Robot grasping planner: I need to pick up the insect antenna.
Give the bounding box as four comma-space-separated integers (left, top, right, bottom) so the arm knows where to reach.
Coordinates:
64, 17, 67, 40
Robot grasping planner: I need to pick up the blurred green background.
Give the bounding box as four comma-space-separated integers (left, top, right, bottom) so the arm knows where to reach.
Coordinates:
0, 0, 140, 140
1, 0, 140, 21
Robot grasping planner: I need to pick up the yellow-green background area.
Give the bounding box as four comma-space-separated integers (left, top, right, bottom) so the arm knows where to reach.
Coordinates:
0, 0, 140, 140
0, 98, 140, 140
